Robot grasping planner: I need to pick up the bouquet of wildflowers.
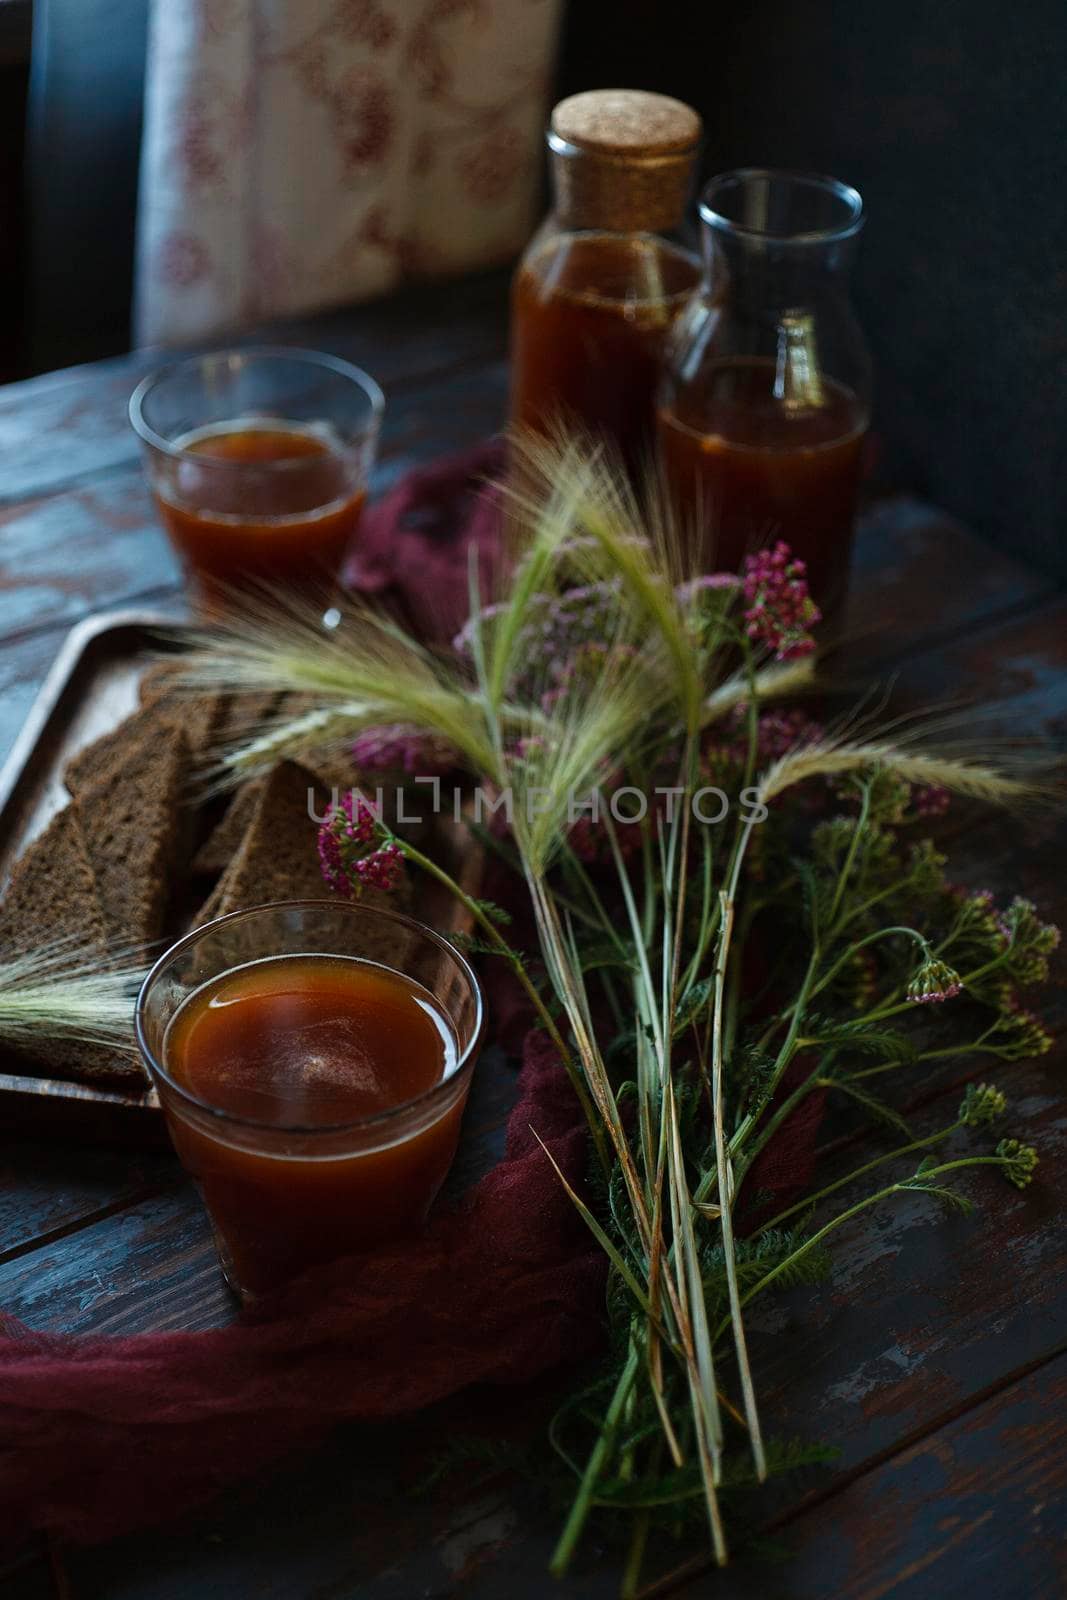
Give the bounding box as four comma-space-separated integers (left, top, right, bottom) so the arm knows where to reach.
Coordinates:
179, 439, 1055, 1592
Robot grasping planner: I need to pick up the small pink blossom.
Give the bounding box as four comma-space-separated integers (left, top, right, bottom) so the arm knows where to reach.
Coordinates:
907, 955, 963, 1004
514, 734, 547, 761
741, 542, 821, 660
542, 641, 636, 713
353, 841, 405, 892
318, 793, 404, 899
914, 783, 951, 818
702, 706, 824, 778
351, 724, 452, 776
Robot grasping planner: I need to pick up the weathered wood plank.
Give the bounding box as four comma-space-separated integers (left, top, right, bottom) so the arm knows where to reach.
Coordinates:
0, 472, 180, 643
0, 270, 510, 507
51, 1334, 1067, 1600
673, 1352, 1067, 1598
0, 1188, 226, 1336
743, 1055, 1065, 1465
454, 1042, 1067, 1598
890, 592, 1067, 736
0, 1140, 178, 1261
55, 1413, 569, 1600
5, 1035, 1061, 1596
842, 495, 1053, 669
0, 1557, 54, 1600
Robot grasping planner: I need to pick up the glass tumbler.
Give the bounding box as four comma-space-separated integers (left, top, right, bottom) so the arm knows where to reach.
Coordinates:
136, 901, 484, 1300
130, 347, 384, 610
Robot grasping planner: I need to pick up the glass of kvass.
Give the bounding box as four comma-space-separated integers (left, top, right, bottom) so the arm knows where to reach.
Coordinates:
657, 170, 872, 622
136, 901, 484, 1300
130, 347, 383, 610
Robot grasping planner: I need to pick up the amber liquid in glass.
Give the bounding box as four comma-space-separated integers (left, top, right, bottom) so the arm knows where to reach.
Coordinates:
511, 234, 700, 469
154, 420, 367, 601
658, 358, 867, 615
164, 954, 462, 1295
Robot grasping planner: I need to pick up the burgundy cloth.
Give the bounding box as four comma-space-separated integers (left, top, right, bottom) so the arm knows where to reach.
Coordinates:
344, 438, 508, 645
0, 442, 826, 1546
0, 1032, 603, 1544
743, 1060, 828, 1225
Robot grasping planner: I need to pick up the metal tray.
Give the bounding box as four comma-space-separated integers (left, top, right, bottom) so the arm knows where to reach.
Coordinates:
0, 610, 482, 1143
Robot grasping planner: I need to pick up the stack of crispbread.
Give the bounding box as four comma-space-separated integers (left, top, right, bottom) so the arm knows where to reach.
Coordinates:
0, 809, 124, 1083
192, 757, 412, 962
0, 659, 411, 1088
0, 667, 207, 1083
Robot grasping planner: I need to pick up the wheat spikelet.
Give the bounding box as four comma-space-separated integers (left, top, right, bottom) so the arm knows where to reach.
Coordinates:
703, 656, 817, 724
0, 937, 144, 1051
759, 739, 1034, 805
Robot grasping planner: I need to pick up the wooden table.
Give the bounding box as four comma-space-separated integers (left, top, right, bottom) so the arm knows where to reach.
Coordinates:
1, 270, 1064, 1599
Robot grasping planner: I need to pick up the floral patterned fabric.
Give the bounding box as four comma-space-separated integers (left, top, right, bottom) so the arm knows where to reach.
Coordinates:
133, 0, 562, 346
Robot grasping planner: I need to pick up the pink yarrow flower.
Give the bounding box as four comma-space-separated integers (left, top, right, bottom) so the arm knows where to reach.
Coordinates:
701, 705, 824, 781
317, 792, 405, 899
353, 840, 405, 892
741, 541, 821, 660
907, 955, 963, 1005
914, 783, 951, 818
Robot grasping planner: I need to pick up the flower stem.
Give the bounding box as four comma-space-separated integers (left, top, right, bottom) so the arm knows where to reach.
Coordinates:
804, 924, 928, 1008
400, 836, 608, 1173
621, 1509, 652, 1599
551, 1337, 641, 1578
716, 1154, 1010, 1342
757, 1120, 961, 1232
709, 836, 766, 1479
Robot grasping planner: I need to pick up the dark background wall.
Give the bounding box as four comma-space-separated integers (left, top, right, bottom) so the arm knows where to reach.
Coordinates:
559, 0, 1067, 583
0, 2, 1063, 578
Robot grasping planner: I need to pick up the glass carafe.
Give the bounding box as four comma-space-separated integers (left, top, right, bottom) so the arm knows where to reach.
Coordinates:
510, 90, 702, 472
657, 169, 872, 616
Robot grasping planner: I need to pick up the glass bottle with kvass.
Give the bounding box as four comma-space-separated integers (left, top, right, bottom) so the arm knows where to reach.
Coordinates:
510, 89, 703, 470
657, 170, 872, 618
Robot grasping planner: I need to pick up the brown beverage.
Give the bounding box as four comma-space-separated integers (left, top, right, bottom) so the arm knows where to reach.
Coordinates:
153, 420, 367, 603
658, 357, 867, 614
163, 953, 463, 1296
512, 233, 701, 468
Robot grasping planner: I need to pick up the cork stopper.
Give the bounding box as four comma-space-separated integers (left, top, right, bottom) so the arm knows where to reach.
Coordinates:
548, 90, 702, 232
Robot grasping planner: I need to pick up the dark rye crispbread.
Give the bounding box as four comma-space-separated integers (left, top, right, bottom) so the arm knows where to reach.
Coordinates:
140, 659, 227, 758
191, 776, 266, 878
0, 808, 108, 957
138, 659, 181, 708
141, 663, 280, 756
194, 759, 333, 922
0, 809, 142, 1083
64, 695, 222, 799
75, 723, 189, 951
214, 691, 284, 750
64, 703, 174, 799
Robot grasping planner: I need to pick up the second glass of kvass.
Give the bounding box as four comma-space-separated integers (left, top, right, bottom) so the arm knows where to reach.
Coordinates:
657, 169, 872, 618
510, 89, 703, 472
131, 347, 383, 612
